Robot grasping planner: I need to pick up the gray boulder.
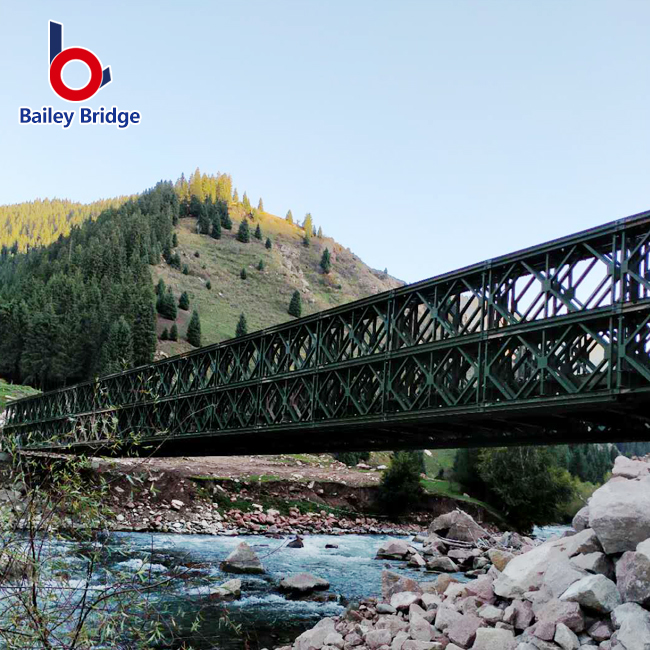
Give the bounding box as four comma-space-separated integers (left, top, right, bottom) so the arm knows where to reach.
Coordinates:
589, 476, 650, 554
278, 572, 329, 595
559, 574, 621, 614
428, 510, 489, 543
376, 539, 411, 560
553, 622, 579, 650
611, 455, 650, 479
382, 570, 423, 599
611, 602, 650, 650
571, 506, 590, 532
472, 627, 517, 650
427, 556, 459, 573
294, 617, 336, 650
616, 550, 650, 606
446, 613, 483, 648
220, 541, 264, 574
570, 552, 614, 579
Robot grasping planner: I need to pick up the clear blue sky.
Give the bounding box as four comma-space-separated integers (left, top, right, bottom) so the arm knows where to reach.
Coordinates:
2, 1, 650, 283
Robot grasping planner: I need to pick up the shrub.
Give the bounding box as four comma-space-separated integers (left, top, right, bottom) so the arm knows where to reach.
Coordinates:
377, 451, 424, 516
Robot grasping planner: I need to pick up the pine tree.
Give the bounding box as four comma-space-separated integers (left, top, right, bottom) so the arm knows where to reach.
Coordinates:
155, 279, 166, 296
265, 238, 272, 250
254, 224, 262, 240
303, 213, 313, 234
240, 268, 248, 280
233, 188, 239, 203
161, 327, 169, 341
242, 192, 251, 211
206, 280, 212, 290
211, 218, 221, 239
288, 290, 302, 317
257, 259, 264, 271
186, 310, 202, 347
317, 227, 323, 238
258, 198, 264, 211
158, 288, 177, 320
170, 323, 178, 341
237, 220, 250, 243
102, 316, 134, 375
320, 248, 332, 274
236, 313, 248, 337
221, 209, 232, 230
179, 291, 190, 310
132, 290, 156, 366
172, 233, 178, 247
286, 210, 293, 224
197, 203, 211, 234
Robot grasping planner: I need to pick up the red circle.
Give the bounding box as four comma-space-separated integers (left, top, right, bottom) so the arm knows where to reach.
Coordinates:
49, 47, 103, 102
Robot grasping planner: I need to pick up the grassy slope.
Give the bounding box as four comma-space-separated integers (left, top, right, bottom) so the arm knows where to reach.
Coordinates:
0, 380, 39, 411
154, 205, 402, 353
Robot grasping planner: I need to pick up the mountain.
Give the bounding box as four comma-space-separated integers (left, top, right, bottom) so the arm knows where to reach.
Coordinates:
0, 170, 402, 390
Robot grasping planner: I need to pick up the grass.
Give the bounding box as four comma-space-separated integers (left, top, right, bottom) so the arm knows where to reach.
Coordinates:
0, 380, 40, 411
153, 206, 401, 353
423, 449, 458, 478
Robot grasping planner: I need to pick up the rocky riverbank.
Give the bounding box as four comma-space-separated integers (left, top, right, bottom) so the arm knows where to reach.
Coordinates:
272, 454, 650, 650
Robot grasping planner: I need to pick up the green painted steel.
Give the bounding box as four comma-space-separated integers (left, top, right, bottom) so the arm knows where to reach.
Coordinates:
3, 211, 650, 455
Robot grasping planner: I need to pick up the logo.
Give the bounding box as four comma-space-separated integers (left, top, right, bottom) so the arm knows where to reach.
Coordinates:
19, 21, 141, 129
49, 21, 111, 102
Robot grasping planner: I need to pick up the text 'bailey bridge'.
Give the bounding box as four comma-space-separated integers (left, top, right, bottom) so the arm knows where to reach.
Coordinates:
4, 212, 650, 456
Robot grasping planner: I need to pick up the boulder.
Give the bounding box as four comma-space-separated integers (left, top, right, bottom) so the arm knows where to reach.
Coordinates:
208, 578, 241, 600
477, 604, 503, 624
278, 572, 329, 595
428, 510, 489, 543
587, 620, 612, 642
611, 602, 650, 650
382, 570, 423, 599
571, 506, 590, 532
434, 605, 463, 631
390, 591, 422, 610
503, 599, 534, 630
427, 556, 459, 573
294, 617, 336, 650
589, 476, 650, 554
219, 542, 264, 574
542, 557, 588, 598
471, 627, 516, 650
409, 613, 436, 641
365, 629, 392, 650
534, 598, 584, 633
570, 552, 614, 579
560, 575, 621, 614
287, 535, 304, 549
324, 632, 344, 649
447, 613, 484, 648
464, 576, 496, 605
611, 455, 650, 479
553, 622, 579, 650
616, 550, 650, 606
487, 549, 514, 572
376, 539, 411, 560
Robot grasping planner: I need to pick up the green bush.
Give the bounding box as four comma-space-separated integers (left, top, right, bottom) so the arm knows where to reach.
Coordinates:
333, 451, 370, 467
377, 451, 424, 517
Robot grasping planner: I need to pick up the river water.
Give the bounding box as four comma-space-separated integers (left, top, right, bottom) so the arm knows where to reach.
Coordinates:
5, 527, 568, 649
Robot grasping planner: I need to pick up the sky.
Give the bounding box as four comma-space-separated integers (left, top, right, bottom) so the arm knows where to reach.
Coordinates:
2, 1, 650, 284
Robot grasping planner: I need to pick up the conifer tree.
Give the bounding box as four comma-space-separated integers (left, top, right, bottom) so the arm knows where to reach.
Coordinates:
186, 310, 202, 347
303, 213, 313, 235
179, 291, 190, 311
159, 288, 177, 320
254, 224, 262, 240
233, 188, 239, 203
237, 219, 250, 243
161, 327, 169, 341
258, 198, 264, 211
320, 248, 332, 274
155, 279, 166, 296
211, 218, 221, 239
288, 290, 302, 317
286, 210, 293, 224
206, 280, 212, 290
242, 192, 251, 211
221, 209, 232, 230
172, 233, 178, 247
198, 203, 211, 234
182, 264, 189, 275
102, 316, 134, 375
170, 323, 178, 341
257, 259, 264, 271
132, 290, 157, 366
236, 313, 248, 337
265, 238, 272, 250
317, 227, 323, 238
240, 268, 248, 280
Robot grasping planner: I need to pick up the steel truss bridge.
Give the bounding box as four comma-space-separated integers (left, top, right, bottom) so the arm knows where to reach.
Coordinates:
4, 212, 650, 456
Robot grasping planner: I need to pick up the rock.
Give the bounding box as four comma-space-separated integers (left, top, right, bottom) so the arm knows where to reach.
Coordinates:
589, 476, 650, 554
616, 550, 650, 606
446, 613, 484, 648
587, 620, 611, 642
560, 574, 621, 614
220, 542, 264, 574
477, 605, 503, 624
435, 606, 463, 631
390, 592, 422, 610
554, 528, 602, 557
209, 578, 242, 600
611, 602, 650, 650
570, 552, 614, 579
572, 506, 590, 532
487, 549, 514, 572
171, 499, 184, 510
279, 573, 330, 594
611, 455, 650, 479
365, 629, 393, 649
554, 622, 579, 650
503, 599, 534, 630
465, 576, 495, 605
376, 539, 410, 560
428, 510, 489, 543
382, 570, 423, 599
471, 627, 516, 650
434, 573, 459, 594
408, 553, 427, 568
535, 599, 584, 633
542, 557, 588, 598
530, 620, 556, 641
287, 535, 304, 548
295, 617, 336, 650
409, 613, 435, 641
421, 593, 442, 610
377, 603, 397, 614
427, 556, 459, 572
324, 632, 344, 649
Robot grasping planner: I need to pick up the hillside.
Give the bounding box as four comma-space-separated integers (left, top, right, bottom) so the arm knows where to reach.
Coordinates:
155, 203, 401, 354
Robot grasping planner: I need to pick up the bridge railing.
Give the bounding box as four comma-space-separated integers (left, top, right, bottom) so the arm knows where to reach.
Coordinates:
4, 210, 650, 449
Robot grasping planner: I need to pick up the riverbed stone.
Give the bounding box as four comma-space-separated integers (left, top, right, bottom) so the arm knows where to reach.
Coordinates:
365, 629, 393, 649
428, 510, 489, 543
279, 573, 330, 595
616, 550, 650, 605
465, 576, 495, 605
382, 570, 423, 599
324, 632, 344, 649
435, 605, 463, 631
553, 622, 579, 650
376, 539, 411, 560
477, 605, 503, 624
409, 613, 435, 641
390, 591, 422, 610
535, 599, 584, 633
611, 455, 650, 479
376, 603, 397, 615
471, 627, 517, 650
427, 556, 459, 573
570, 552, 614, 579
542, 557, 588, 598
612, 602, 650, 650
572, 506, 590, 532
587, 620, 612, 642
588, 476, 650, 554
503, 599, 534, 630
295, 617, 336, 650
446, 613, 484, 648
220, 541, 264, 574
487, 549, 514, 572
560, 574, 621, 614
